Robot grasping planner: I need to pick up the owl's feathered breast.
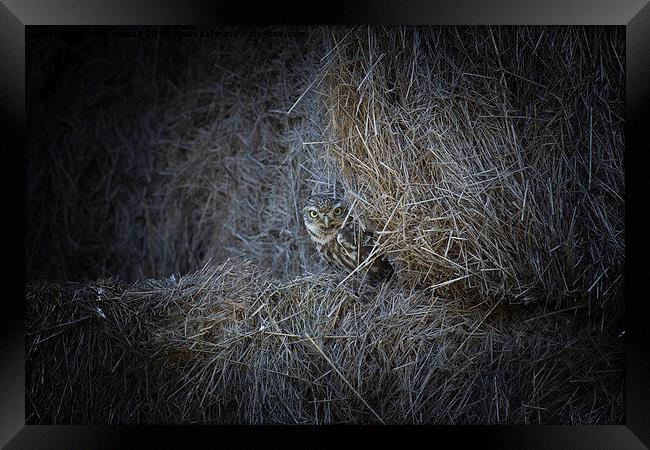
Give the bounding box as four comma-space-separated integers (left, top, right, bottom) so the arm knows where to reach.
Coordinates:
315, 222, 393, 283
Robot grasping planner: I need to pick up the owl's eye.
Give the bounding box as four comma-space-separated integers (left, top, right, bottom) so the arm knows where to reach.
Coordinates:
309, 210, 319, 218
333, 207, 343, 216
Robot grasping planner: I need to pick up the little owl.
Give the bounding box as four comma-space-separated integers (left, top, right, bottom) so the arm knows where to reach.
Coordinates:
303, 194, 394, 284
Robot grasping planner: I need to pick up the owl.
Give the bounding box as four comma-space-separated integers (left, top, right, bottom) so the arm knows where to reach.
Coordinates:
302, 194, 394, 284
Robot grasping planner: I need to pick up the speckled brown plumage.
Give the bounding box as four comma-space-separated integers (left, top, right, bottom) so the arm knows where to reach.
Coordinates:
303, 194, 393, 284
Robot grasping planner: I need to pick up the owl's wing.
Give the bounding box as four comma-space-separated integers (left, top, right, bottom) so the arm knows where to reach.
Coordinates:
338, 224, 394, 283
361, 229, 377, 247
336, 227, 358, 254
337, 225, 379, 260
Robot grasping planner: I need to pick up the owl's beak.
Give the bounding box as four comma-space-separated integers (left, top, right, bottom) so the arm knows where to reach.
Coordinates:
323, 216, 330, 228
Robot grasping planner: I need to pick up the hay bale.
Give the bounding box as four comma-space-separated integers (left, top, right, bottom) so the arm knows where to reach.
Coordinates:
319, 27, 624, 308
25, 26, 624, 424
27, 27, 623, 308
26, 259, 623, 424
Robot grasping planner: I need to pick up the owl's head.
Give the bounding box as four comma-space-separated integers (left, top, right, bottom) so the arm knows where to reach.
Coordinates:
303, 194, 348, 239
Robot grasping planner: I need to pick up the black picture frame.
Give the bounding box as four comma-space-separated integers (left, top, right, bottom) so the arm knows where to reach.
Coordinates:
6, 0, 648, 448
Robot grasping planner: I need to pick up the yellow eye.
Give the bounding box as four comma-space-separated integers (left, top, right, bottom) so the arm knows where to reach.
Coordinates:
309, 210, 318, 218
333, 207, 342, 216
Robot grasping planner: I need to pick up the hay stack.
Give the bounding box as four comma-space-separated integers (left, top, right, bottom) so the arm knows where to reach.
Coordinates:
26, 259, 623, 424
25, 26, 624, 424
320, 27, 624, 309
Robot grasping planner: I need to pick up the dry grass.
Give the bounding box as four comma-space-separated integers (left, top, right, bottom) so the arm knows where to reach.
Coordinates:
26, 259, 623, 424
25, 26, 625, 424
319, 27, 624, 310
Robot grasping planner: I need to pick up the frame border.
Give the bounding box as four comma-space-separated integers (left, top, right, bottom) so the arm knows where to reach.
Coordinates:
7, 1, 649, 448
